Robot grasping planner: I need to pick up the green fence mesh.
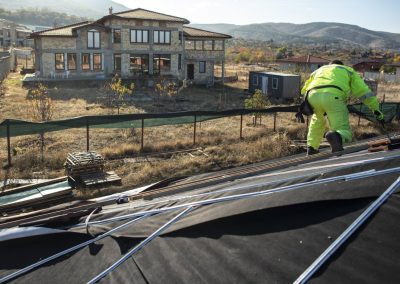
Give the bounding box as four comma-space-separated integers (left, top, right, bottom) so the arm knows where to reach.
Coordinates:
0, 104, 398, 139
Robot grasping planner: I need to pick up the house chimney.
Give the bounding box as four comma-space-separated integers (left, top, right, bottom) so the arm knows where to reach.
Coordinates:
109, 6, 113, 15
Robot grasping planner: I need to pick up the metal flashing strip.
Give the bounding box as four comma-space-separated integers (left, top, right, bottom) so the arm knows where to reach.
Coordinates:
87, 206, 195, 284
77, 166, 400, 228
102, 154, 400, 217
294, 176, 400, 284
0, 214, 151, 284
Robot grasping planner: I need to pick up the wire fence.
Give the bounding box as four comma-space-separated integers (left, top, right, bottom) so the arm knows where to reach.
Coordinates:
1, 103, 399, 167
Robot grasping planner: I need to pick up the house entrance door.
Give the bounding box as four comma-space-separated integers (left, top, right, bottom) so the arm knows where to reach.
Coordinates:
187, 64, 194, 80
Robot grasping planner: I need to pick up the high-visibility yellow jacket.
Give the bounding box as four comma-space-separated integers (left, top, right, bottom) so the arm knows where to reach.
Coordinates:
301, 64, 380, 112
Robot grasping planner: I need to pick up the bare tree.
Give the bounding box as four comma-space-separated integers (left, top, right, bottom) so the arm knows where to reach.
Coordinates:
29, 84, 53, 162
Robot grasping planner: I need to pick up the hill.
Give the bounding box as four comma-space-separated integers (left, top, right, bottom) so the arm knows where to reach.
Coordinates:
0, 0, 128, 19
190, 22, 400, 49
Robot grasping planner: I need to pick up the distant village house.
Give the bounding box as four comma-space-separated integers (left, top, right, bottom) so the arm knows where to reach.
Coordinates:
276, 55, 330, 72
0, 19, 33, 48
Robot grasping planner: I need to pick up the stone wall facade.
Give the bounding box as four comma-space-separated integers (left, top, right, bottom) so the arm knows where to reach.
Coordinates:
36, 18, 226, 84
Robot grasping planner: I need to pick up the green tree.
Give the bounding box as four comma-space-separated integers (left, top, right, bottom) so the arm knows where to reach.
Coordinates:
275, 46, 288, 60
244, 89, 270, 126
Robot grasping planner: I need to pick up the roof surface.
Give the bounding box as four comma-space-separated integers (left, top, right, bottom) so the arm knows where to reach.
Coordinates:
277, 55, 330, 64
251, 71, 299, 77
1, 139, 400, 283
111, 8, 189, 24
30, 22, 90, 37
183, 26, 232, 39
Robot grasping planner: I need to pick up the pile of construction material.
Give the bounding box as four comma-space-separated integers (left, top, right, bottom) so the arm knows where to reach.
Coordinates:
368, 135, 400, 152
64, 152, 121, 187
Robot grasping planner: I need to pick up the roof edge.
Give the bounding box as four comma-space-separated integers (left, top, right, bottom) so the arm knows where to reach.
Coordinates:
30, 21, 91, 38
98, 8, 190, 24
184, 26, 232, 39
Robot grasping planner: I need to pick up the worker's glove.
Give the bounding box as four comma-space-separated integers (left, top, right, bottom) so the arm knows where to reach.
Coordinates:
374, 110, 385, 127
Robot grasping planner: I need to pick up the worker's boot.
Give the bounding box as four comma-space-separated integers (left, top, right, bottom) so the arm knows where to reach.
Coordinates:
325, 131, 344, 153
307, 146, 319, 156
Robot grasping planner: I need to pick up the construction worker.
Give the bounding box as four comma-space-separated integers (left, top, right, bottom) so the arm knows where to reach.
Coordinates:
301, 60, 384, 154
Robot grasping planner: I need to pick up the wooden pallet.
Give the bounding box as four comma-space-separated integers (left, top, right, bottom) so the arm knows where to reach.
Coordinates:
64, 151, 105, 178
80, 171, 122, 187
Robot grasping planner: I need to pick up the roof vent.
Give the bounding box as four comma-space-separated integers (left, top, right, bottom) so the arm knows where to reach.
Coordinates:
109, 6, 113, 15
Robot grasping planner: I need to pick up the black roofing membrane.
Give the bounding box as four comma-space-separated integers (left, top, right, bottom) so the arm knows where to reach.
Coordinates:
0, 149, 399, 283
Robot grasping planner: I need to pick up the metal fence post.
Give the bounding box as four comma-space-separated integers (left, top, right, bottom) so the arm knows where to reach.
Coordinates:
357, 104, 362, 126
193, 115, 197, 145
6, 120, 11, 167
273, 112, 277, 132
86, 118, 90, 152
240, 114, 243, 139
141, 119, 144, 151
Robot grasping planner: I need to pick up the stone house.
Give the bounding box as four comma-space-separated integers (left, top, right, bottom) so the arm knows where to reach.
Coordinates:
30, 8, 231, 85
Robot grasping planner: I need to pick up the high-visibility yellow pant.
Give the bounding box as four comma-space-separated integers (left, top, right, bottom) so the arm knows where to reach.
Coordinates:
307, 92, 352, 149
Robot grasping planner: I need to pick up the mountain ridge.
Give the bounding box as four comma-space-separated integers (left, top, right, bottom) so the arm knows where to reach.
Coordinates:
0, 0, 129, 19
189, 22, 400, 49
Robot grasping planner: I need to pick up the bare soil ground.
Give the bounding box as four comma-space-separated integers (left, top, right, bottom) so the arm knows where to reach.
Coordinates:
0, 66, 398, 198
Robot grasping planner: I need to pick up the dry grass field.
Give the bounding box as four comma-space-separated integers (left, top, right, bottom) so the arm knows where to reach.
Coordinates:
0, 66, 398, 198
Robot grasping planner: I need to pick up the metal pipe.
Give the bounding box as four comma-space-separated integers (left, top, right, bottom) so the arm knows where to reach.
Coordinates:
294, 176, 400, 284
86, 206, 194, 284
0, 214, 151, 284
79, 166, 400, 227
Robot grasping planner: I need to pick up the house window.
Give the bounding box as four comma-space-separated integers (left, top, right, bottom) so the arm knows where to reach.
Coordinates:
88, 30, 100, 48
214, 40, 223, 51
185, 40, 194, 50
55, 53, 65, 70
153, 54, 171, 74
199, 61, 206, 73
130, 54, 149, 74
153, 30, 171, 44
113, 29, 121, 44
204, 41, 213, 51
253, 75, 258, 85
67, 53, 76, 70
272, 78, 279, 89
195, 40, 203, 50
114, 53, 121, 71
93, 53, 102, 70
82, 53, 90, 70
179, 31, 183, 45
178, 54, 182, 70
130, 29, 149, 43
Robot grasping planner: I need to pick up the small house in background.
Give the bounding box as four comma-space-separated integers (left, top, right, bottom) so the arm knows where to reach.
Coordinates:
277, 55, 330, 72
352, 59, 384, 75
248, 71, 300, 102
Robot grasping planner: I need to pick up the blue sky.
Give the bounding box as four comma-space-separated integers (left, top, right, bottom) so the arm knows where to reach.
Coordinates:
114, 0, 400, 33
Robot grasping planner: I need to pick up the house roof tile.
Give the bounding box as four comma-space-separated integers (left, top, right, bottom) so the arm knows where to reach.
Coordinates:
277, 55, 330, 64
30, 22, 90, 37
183, 26, 232, 39
109, 8, 190, 24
